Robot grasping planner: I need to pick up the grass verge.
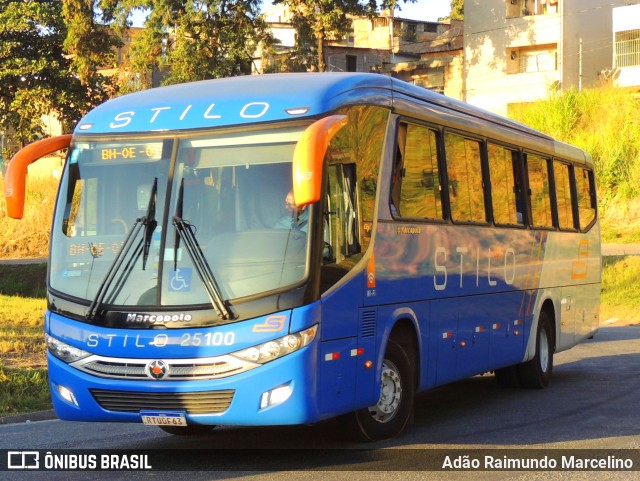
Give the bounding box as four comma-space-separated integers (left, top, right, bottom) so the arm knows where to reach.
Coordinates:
601, 256, 640, 324
0, 263, 51, 417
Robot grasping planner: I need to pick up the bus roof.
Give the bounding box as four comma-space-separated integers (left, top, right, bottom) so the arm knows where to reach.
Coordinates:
74, 73, 552, 143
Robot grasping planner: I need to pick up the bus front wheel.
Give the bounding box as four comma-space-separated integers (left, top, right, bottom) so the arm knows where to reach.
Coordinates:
339, 340, 415, 441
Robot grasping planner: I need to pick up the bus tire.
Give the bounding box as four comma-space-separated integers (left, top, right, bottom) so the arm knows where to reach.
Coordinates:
494, 365, 520, 388
339, 340, 414, 441
159, 425, 215, 436
518, 311, 554, 389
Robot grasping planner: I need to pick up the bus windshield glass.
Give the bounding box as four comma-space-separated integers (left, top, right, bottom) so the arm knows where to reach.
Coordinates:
49, 126, 309, 313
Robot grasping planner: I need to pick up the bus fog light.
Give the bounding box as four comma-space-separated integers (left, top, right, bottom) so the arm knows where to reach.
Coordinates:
260, 383, 293, 409
58, 385, 79, 407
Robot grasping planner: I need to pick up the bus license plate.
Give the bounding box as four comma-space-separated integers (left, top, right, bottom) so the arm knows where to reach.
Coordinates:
140, 411, 187, 427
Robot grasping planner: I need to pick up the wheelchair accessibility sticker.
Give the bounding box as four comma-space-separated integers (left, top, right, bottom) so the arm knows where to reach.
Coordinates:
169, 268, 192, 292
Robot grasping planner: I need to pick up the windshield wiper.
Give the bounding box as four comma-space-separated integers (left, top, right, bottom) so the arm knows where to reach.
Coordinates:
85, 220, 144, 321
142, 178, 158, 270
85, 177, 158, 322
172, 179, 234, 321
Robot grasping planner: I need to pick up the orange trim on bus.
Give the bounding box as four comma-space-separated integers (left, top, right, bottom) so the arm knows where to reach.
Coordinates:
4, 135, 72, 219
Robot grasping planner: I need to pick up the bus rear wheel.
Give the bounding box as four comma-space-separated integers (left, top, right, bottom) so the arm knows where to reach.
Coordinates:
518, 311, 554, 388
159, 425, 215, 436
339, 340, 414, 442
494, 365, 520, 388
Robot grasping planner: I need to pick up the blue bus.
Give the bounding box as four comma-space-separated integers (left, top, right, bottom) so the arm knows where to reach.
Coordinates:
5, 73, 600, 440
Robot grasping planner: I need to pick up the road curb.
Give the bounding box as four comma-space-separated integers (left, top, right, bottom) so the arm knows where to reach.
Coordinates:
0, 257, 47, 265
0, 410, 57, 425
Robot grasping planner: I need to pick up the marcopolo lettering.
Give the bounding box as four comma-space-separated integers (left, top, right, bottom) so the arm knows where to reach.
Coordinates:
126, 313, 192, 324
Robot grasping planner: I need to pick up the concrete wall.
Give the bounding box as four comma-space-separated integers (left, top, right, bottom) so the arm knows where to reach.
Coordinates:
464, 0, 561, 115
612, 3, 640, 89
561, 0, 628, 90
465, 0, 631, 115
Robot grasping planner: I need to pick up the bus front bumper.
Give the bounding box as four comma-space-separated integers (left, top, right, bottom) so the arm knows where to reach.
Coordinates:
47, 344, 322, 426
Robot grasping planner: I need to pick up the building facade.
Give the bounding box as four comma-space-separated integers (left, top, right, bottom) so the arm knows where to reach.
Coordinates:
380, 19, 464, 100
612, 3, 640, 89
465, 0, 633, 115
256, 5, 464, 99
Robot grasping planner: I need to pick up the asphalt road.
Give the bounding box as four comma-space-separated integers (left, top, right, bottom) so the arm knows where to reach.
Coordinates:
1, 323, 639, 480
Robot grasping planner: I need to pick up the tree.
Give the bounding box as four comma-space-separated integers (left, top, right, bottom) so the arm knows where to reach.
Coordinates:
62, 0, 122, 86
443, 0, 463, 21
275, 1, 420, 72
125, 0, 274, 85
0, 1, 115, 154
275, 0, 374, 72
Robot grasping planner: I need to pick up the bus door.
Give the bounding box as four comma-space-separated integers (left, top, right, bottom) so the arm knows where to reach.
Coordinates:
318, 162, 379, 414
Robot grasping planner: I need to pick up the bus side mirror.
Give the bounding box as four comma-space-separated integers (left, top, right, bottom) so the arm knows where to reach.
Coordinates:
4, 135, 72, 219
292, 115, 347, 207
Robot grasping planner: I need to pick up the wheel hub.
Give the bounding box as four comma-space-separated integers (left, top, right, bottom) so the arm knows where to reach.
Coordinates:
539, 329, 549, 373
369, 360, 402, 423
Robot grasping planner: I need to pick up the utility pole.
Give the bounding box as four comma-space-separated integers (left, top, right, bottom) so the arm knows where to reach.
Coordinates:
579, 38, 583, 92
389, 7, 394, 64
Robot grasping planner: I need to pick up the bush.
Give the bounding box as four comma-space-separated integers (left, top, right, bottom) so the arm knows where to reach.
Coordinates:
0, 175, 58, 259
509, 86, 640, 242
509, 86, 640, 200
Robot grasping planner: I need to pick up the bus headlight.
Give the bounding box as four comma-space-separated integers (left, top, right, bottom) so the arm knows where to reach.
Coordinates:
46, 334, 92, 363
232, 325, 317, 365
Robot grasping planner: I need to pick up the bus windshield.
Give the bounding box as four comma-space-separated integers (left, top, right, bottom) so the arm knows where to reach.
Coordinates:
49, 126, 309, 315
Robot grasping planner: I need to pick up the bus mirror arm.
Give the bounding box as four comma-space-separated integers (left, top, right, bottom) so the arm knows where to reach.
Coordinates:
4, 135, 72, 219
292, 115, 348, 207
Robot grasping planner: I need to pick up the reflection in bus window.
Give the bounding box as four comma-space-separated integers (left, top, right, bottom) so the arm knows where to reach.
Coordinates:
325, 105, 388, 253
527, 154, 553, 228
445, 133, 485, 223
575, 167, 596, 230
488, 143, 523, 225
397, 123, 443, 220
554, 161, 575, 230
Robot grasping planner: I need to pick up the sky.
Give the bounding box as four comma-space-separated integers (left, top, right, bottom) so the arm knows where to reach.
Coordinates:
392, 0, 451, 22
130, 1, 452, 27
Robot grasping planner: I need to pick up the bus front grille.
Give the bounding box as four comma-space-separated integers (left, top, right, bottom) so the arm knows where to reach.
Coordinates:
73, 355, 253, 381
90, 388, 235, 414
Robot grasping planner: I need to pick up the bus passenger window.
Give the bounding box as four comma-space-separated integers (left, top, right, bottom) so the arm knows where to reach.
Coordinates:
397, 123, 443, 220
575, 167, 596, 230
526, 154, 553, 228
487, 143, 523, 225
554, 161, 576, 230
444, 133, 485, 223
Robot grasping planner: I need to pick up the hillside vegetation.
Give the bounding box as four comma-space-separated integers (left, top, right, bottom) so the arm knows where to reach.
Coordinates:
509, 86, 640, 243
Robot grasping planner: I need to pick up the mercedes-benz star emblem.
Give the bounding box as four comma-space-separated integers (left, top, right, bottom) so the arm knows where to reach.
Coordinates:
145, 360, 169, 380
